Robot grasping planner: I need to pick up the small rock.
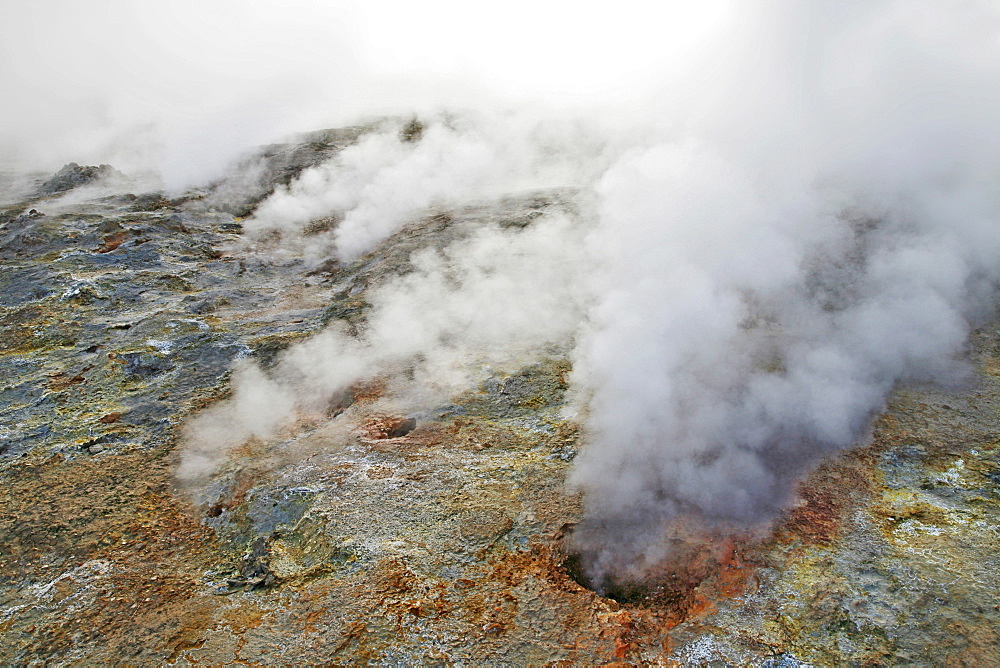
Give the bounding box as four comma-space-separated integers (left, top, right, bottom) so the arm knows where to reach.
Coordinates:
118, 351, 175, 378
130, 193, 170, 211
367, 465, 394, 479
400, 117, 424, 143
89, 444, 105, 454
38, 162, 120, 195
95, 231, 130, 254
98, 412, 122, 424
360, 415, 417, 440
388, 417, 417, 438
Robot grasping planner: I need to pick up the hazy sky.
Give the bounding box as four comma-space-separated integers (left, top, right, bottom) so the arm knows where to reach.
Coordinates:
0, 0, 732, 184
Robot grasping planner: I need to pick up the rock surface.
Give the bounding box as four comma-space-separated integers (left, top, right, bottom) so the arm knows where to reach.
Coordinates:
37, 163, 121, 195
0, 136, 997, 665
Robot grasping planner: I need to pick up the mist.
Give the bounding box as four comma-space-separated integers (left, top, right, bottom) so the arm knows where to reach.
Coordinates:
0, 0, 716, 189
244, 112, 608, 261
7, 1, 1000, 584
565, 1, 1000, 581
178, 207, 590, 485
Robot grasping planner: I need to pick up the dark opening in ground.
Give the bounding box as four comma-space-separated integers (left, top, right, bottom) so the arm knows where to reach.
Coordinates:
558, 520, 731, 612
563, 550, 689, 608
562, 551, 647, 604
387, 417, 417, 438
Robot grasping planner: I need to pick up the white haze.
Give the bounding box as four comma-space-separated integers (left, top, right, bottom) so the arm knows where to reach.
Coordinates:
0, 0, 722, 190
6, 1, 1000, 581
178, 211, 590, 484
245, 112, 608, 261
565, 2, 1000, 581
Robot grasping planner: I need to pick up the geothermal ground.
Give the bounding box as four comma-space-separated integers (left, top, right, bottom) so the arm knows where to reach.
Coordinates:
1, 129, 998, 665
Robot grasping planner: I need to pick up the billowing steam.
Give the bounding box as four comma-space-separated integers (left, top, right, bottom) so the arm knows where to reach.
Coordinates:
177, 207, 591, 484
567, 142, 1000, 581
244, 113, 606, 261
565, 1, 1000, 581
8, 1, 998, 583
183, 2, 1000, 581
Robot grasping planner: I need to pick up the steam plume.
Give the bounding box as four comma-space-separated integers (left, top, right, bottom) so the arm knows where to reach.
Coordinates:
13, 0, 994, 584
178, 208, 589, 485
243, 113, 606, 262
566, 2, 1000, 581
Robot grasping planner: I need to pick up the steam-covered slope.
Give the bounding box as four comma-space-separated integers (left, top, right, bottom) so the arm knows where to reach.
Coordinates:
0, 130, 998, 664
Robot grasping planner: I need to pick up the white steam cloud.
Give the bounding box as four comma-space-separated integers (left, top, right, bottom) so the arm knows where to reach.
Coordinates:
567, 141, 1000, 580
566, 1, 1000, 580
0, 0, 716, 189
244, 113, 605, 261
0, 0, 370, 189
10, 0, 998, 582
178, 209, 589, 483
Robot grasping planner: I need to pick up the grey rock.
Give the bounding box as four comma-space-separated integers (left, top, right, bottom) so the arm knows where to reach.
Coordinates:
38, 162, 121, 195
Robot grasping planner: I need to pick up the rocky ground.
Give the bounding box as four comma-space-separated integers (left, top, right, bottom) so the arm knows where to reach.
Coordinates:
0, 131, 997, 665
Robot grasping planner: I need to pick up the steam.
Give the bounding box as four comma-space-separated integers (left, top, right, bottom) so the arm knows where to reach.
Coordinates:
0, 0, 702, 190
0, 1, 371, 189
566, 3, 1000, 580
244, 113, 606, 261
566, 141, 1000, 581
11, 0, 996, 583
178, 209, 590, 484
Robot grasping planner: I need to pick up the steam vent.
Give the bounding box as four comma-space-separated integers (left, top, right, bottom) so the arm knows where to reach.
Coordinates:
0, 117, 996, 666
